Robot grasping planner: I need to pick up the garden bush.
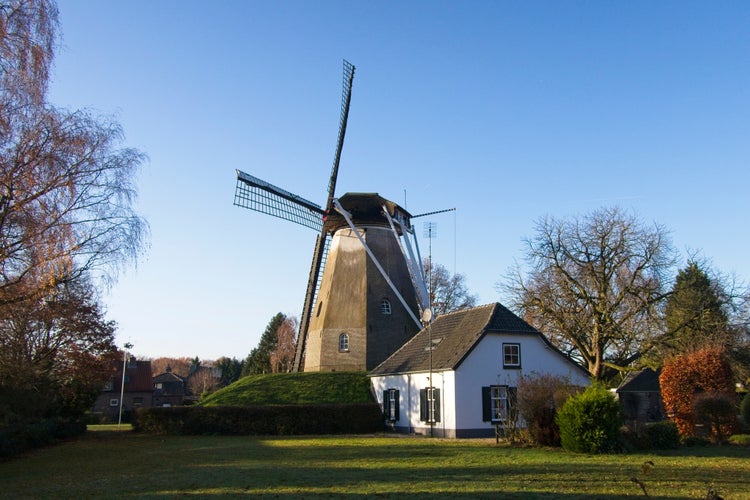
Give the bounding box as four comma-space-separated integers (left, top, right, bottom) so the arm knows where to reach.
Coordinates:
740, 392, 750, 432
659, 346, 735, 437
692, 392, 737, 443
516, 372, 580, 446
556, 383, 622, 453
624, 420, 680, 450
727, 434, 750, 446
0, 417, 86, 458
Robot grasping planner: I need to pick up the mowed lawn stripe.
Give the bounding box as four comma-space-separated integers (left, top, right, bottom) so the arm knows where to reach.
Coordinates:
1, 432, 749, 498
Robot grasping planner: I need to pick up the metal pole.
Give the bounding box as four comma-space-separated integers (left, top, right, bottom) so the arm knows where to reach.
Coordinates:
421, 309, 433, 438
118, 342, 133, 427
429, 320, 433, 438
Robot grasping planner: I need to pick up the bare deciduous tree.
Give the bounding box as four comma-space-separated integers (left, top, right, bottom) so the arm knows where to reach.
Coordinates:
270, 316, 297, 373
423, 258, 477, 315
0, 0, 147, 420
502, 207, 676, 380
1, 0, 148, 306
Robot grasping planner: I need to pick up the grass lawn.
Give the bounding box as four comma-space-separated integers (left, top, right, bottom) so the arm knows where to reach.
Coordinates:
1, 430, 749, 499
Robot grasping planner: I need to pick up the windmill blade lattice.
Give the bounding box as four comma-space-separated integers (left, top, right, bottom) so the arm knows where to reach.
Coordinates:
234, 170, 324, 231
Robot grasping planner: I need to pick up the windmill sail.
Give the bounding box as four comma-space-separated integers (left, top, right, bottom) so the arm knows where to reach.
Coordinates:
293, 60, 356, 372
234, 170, 324, 231
234, 60, 432, 373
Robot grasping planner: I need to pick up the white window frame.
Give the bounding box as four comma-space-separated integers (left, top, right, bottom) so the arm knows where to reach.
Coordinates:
109, 398, 119, 407
491, 385, 509, 423
338, 332, 349, 352
380, 299, 392, 315
388, 388, 397, 421
427, 387, 438, 423
503, 343, 521, 368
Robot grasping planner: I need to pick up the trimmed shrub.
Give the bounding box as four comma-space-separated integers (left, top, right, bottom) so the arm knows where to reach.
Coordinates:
625, 420, 681, 450
133, 403, 383, 435
0, 417, 86, 458
659, 346, 735, 437
556, 383, 622, 453
728, 434, 750, 446
740, 392, 750, 432
693, 392, 737, 443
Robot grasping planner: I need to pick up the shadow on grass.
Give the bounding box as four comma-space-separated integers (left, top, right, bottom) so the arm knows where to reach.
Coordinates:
1, 433, 747, 498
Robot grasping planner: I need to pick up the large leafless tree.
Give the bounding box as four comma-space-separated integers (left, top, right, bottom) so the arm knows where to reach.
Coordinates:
1, 0, 147, 306
423, 258, 478, 315
503, 207, 676, 380
0, 0, 147, 419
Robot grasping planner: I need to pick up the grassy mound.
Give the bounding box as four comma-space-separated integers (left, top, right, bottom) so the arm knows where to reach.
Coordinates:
199, 371, 373, 406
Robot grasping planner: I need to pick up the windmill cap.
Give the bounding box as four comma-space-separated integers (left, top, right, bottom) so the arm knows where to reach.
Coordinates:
325, 193, 411, 233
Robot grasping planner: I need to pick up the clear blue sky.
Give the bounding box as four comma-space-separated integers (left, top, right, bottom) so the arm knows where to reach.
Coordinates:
49, 0, 750, 361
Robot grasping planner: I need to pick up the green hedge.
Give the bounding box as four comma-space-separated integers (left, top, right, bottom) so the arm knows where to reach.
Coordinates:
132, 403, 383, 435
0, 417, 86, 458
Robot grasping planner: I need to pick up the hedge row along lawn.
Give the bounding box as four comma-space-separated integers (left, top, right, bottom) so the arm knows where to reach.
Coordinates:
2, 430, 749, 498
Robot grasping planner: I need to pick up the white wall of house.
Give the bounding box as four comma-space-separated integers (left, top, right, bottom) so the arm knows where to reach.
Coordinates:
453, 332, 590, 436
370, 332, 589, 438
371, 370, 456, 436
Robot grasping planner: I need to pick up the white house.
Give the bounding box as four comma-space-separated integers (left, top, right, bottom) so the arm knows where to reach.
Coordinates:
369, 303, 590, 438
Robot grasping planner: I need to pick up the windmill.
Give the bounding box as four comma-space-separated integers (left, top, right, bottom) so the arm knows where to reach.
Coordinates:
234, 60, 437, 372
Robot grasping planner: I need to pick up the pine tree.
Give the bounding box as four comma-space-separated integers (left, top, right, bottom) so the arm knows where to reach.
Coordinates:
664, 262, 729, 353
242, 313, 286, 375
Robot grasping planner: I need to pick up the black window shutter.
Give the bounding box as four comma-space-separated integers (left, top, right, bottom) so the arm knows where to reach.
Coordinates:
433, 388, 441, 422
394, 389, 400, 422
481, 386, 491, 422
419, 388, 427, 422
382, 390, 390, 419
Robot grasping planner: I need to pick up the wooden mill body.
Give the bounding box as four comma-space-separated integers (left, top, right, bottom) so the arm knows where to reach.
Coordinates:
302, 193, 421, 371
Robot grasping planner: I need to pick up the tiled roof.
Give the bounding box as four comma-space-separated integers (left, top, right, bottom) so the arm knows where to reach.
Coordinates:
617, 368, 662, 393
370, 303, 543, 376
125, 360, 153, 392
153, 371, 185, 384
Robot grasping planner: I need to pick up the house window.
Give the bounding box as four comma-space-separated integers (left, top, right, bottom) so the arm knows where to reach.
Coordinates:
339, 333, 349, 352
482, 385, 517, 423
380, 299, 392, 315
133, 397, 144, 407
419, 387, 441, 423
503, 343, 521, 368
109, 398, 119, 407
383, 388, 399, 422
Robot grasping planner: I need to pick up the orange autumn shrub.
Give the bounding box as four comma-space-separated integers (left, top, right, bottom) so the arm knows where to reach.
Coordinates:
659, 345, 735, 437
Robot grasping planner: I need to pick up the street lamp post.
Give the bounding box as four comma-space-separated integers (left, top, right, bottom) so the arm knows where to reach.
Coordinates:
118, 342, 133, 427
421, 308, 433, 437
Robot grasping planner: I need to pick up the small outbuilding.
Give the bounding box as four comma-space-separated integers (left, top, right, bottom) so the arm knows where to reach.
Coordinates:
616, 367, 665, 423
369, 302, 590, 438
153, 366, 188, 407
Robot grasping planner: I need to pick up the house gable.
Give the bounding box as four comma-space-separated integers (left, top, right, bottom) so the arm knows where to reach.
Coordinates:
369, 302, 590, 438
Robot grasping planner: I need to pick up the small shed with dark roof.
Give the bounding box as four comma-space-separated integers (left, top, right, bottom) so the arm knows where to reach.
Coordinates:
616, 368, 665, 423
369, 303, 589, 438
